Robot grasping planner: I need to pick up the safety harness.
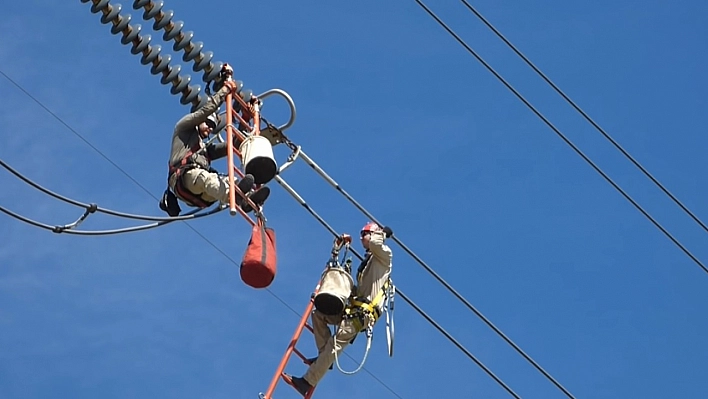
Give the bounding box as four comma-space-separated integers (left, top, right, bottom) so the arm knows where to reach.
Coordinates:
167, 142, 215, 209
343, 253, 391, 332
345, 280, 390, 332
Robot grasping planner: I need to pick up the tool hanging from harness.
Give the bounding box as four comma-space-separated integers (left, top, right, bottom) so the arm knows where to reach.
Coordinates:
160, 142, 215, 216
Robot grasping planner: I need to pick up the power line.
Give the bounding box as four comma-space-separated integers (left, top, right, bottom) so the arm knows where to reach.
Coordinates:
0, 201, 218, 235
412, 0, 708, 280
459, 0, 708, 238
0, 69, 155, 197
0, 158, 222, 220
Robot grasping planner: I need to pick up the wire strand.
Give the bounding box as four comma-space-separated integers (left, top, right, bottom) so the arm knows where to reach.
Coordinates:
0, 68, 156, 197
411, 0, 707, 282
0, 203, 220, 235
459, 0, 708, 237
0, 158, 222, 222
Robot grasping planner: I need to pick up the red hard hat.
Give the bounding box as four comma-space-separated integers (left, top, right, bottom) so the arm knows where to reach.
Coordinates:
361, 222, 380, 233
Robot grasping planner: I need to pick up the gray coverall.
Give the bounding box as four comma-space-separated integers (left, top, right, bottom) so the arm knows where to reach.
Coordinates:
168, 85, 238, 204
303, 230, 392, 386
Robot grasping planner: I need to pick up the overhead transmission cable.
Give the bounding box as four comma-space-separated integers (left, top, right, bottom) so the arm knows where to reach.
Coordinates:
412, 0, 707, 279
0, 158, 220, 220
0, 69, 157, 196
459, 0, 708, 237
0, 201, 218, 235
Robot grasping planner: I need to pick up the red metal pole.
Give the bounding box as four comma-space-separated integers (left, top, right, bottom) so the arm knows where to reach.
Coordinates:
252, 100, 261, 137
261, 239, 350, 398
225, 90, 237, 216
262, 287, 319, 399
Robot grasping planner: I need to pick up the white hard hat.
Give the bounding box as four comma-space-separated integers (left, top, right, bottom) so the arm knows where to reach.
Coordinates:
206, 113, 219, 129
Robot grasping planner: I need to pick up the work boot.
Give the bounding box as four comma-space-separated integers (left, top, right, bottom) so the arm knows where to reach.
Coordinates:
282, 374, 312, 397
304, 357, 333, 370
234, 174, 255, 209
240, 186, 270, 213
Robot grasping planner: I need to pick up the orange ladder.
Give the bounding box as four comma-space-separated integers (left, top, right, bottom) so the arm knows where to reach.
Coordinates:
223, 74, 264, 225
260, 235, 352, 399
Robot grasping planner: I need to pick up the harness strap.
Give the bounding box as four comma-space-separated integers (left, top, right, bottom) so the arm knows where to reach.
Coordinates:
167, 142, 215, 209
345, 279, 391, 330
172, 166, 215, 208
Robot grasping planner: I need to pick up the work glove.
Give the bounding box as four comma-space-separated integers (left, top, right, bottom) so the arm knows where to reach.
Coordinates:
221, 63, 234, 77
212, 63, 234, 92
382, 226, 393, 238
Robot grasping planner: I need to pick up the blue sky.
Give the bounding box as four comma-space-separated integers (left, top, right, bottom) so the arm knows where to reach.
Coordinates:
1, 1, 707, 398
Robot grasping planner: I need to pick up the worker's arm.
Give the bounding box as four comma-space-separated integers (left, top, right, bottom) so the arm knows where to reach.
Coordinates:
174, 85, 230, 132
205, 134, 243, 161
368, 230, 392, 266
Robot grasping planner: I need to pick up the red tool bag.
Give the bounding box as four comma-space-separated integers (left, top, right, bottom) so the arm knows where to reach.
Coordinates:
240, 222, 277, 288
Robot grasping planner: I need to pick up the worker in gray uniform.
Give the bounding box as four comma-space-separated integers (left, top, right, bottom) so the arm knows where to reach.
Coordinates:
160, 64, 269, 216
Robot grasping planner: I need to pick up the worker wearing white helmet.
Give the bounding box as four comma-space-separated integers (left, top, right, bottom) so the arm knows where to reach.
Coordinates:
161, 64, 269, 216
